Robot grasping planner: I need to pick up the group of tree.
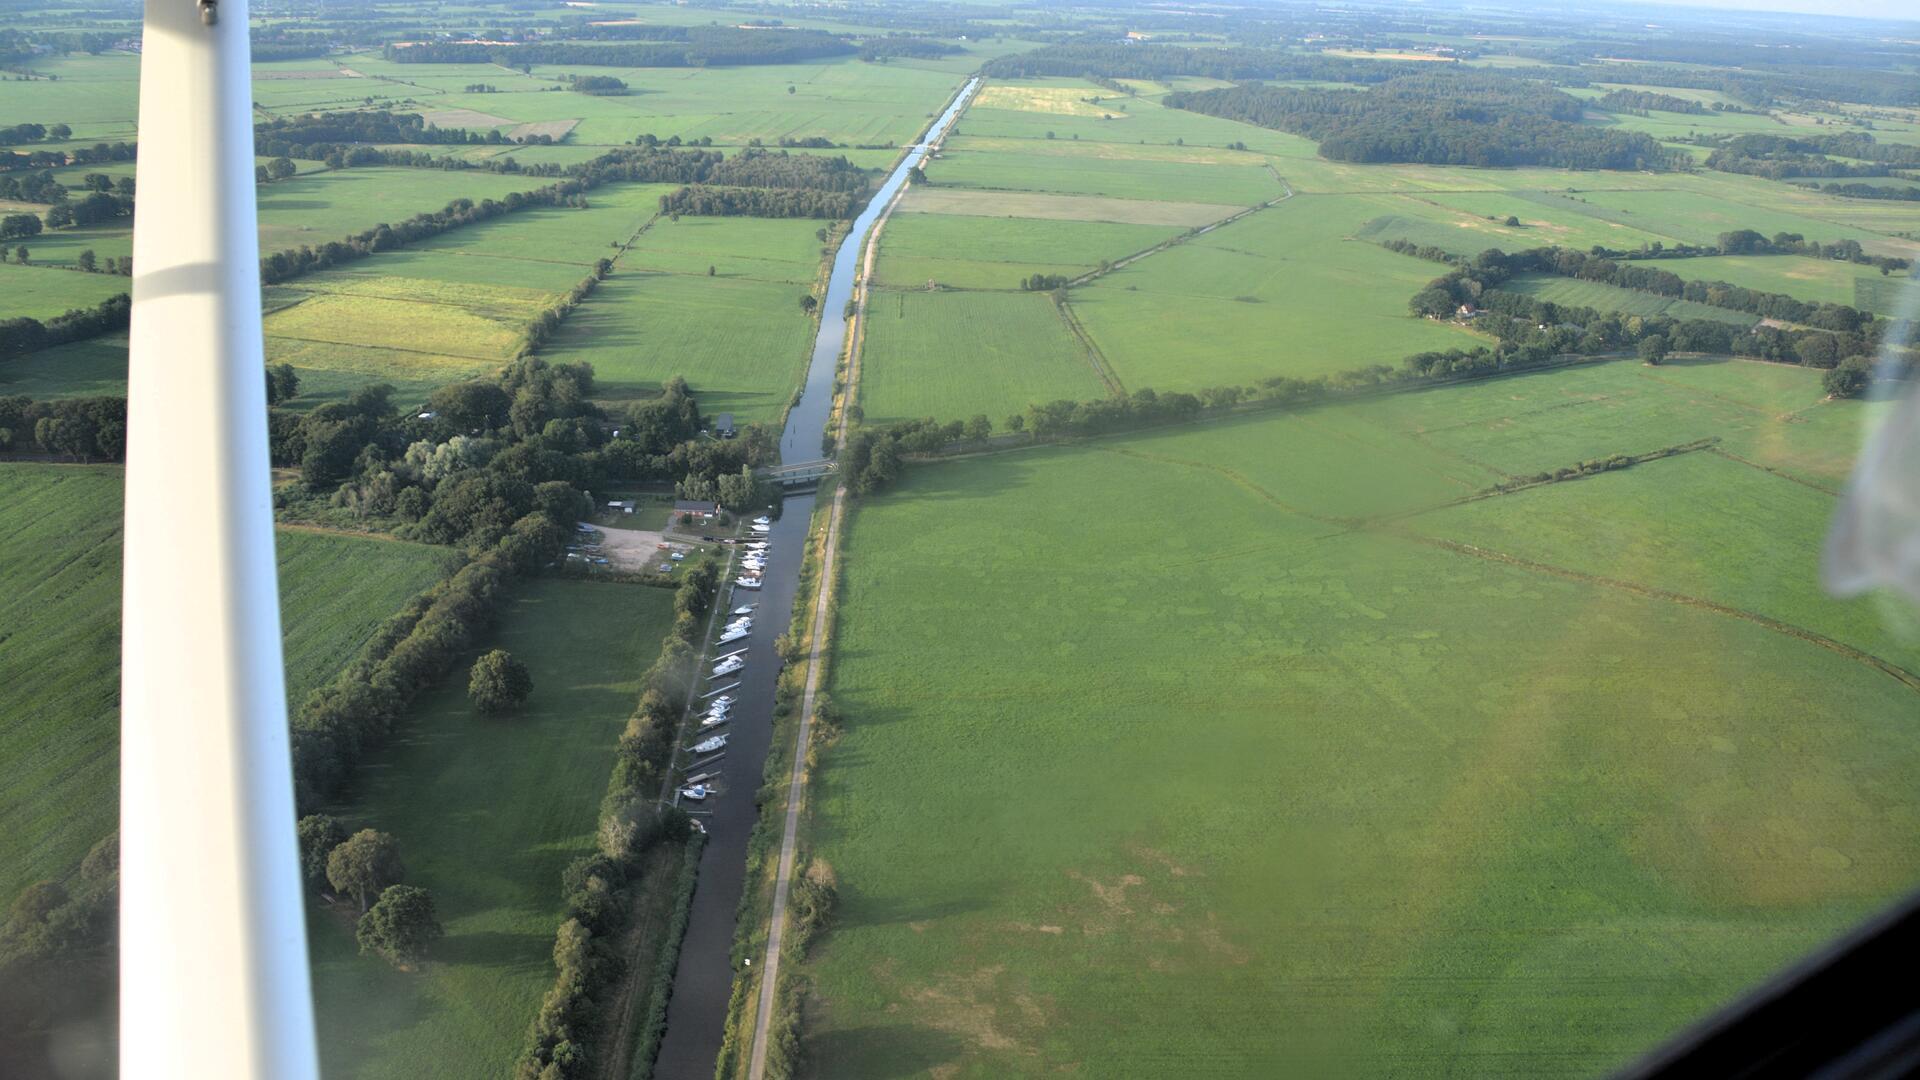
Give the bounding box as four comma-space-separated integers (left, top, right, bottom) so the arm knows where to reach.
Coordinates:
1597, 89, 1706, 115
0, 395, 127, 460
0, 213, 38, 241
385, 27, 854, 68
0, 169, 68, 204
981, 38, 1398, 84
255, 109, 485, 159
1165, 74, 1675, 170
569, 74, 628, 96
44, 189, 132, 228
296, 820, 444, 967
1020, 273, 1072, 291
857, 36, 963, 62
659, 184, 860, 219
0, 122, 67, 146
1397, 241, 1889, 334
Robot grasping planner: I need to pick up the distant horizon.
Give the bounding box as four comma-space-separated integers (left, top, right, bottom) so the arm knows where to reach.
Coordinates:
1628, 0, 1920, 23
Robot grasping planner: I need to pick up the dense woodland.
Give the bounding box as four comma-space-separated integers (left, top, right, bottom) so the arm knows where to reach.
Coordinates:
1166, 75, 1673, 170
981, 40, 1394, 84
385, 27, 854, 68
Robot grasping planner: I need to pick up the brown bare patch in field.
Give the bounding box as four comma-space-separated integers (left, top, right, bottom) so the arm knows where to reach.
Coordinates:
254, 69, 350, 80
508, 118, 580, 142
421, 108, 515, 130
974, 85, 1132, 118
901, 187, 1236, 227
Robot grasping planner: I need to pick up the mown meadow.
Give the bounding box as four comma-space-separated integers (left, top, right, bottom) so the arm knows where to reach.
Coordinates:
800, 361, 1920, 1077
0, 463, 454, 901
307, 577, 675, 1080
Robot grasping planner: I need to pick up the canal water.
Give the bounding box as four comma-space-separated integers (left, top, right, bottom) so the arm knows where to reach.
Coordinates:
651, 76, 979, 1079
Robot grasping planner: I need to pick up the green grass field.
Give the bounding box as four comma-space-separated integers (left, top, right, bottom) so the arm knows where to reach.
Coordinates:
307, 577, 675, 1080
0, 464, 453, 900
541, 266, 816, 422
796, 360, 1920, 1077
927, 145, 1285, 206
0, 262, 128, 321
873, 213, 1179, 291
1074, 195, 1484, 390
1503, 275, 1760, 327
858, 290, 1109, 423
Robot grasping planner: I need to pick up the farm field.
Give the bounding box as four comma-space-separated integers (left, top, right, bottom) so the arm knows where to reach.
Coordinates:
926, 144, 1285, 206
307, 577, 675, 1080
796, 362, 1920, 1077
541, 267, 815, 421
872, 213, 1180, 290
0, 463, 452, 901
898, 186, 1239, 227
1502, 275, 1760, 327
858, 291, 1108, 423
0, 263, 126, 321
0, 336, 130, 399
1073, 195, 1484, 389
9, 166, 554, 271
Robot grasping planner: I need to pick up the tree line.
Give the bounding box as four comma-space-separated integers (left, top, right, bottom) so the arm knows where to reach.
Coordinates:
254, 109, 487, 157
516, 558, 719, 1080
0, 140, 135, 174
384, 27, 854, 68
1801, 182, 1920, 202
1405, 243, 1884, 333
659, 184, 861, 219
0, 293, 131, 362
858, 36, 963, 61
1165, 75, 1674, 170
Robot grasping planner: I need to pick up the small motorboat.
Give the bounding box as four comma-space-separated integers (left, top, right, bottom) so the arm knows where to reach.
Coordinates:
692, 734, 728, 755
680, 784, 712, 801
712, 655, 745, 677
753, 516, 772, 526
709, 695, 735, 708
700, 713, 728, 728
718, 627, 749, 645
733, 605, 756, 616
735, 577, 762, 590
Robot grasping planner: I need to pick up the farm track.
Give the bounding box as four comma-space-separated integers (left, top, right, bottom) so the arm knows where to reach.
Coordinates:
1053, 294, 1124, 396
1062, 175, 1295, 289
1374, 438, 1723, 524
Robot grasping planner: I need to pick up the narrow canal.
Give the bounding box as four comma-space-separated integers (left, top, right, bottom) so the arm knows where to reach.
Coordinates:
650, 75, 979, 1079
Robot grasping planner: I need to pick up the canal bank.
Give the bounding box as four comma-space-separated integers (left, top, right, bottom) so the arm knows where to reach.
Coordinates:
649, 75, 980, 1080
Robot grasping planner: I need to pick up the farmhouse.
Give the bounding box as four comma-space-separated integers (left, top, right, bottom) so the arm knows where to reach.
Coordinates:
713, 413, 737, 439
674, 499, 720, 521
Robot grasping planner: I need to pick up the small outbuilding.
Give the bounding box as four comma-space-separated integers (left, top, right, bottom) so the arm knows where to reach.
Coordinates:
714, 413, 736, 439
674, 499, 720, 521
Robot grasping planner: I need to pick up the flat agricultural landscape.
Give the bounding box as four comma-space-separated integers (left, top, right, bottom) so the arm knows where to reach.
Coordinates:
307, 577, 674, 1080
0, 463, 453, 901
797, 360, 1920, 1077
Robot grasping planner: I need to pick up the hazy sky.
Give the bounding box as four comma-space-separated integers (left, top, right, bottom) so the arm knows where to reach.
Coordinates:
1634, 0, 1919, 21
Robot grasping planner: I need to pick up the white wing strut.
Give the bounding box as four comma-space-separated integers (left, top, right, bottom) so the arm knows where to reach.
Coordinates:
120, 0, 319, 1076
